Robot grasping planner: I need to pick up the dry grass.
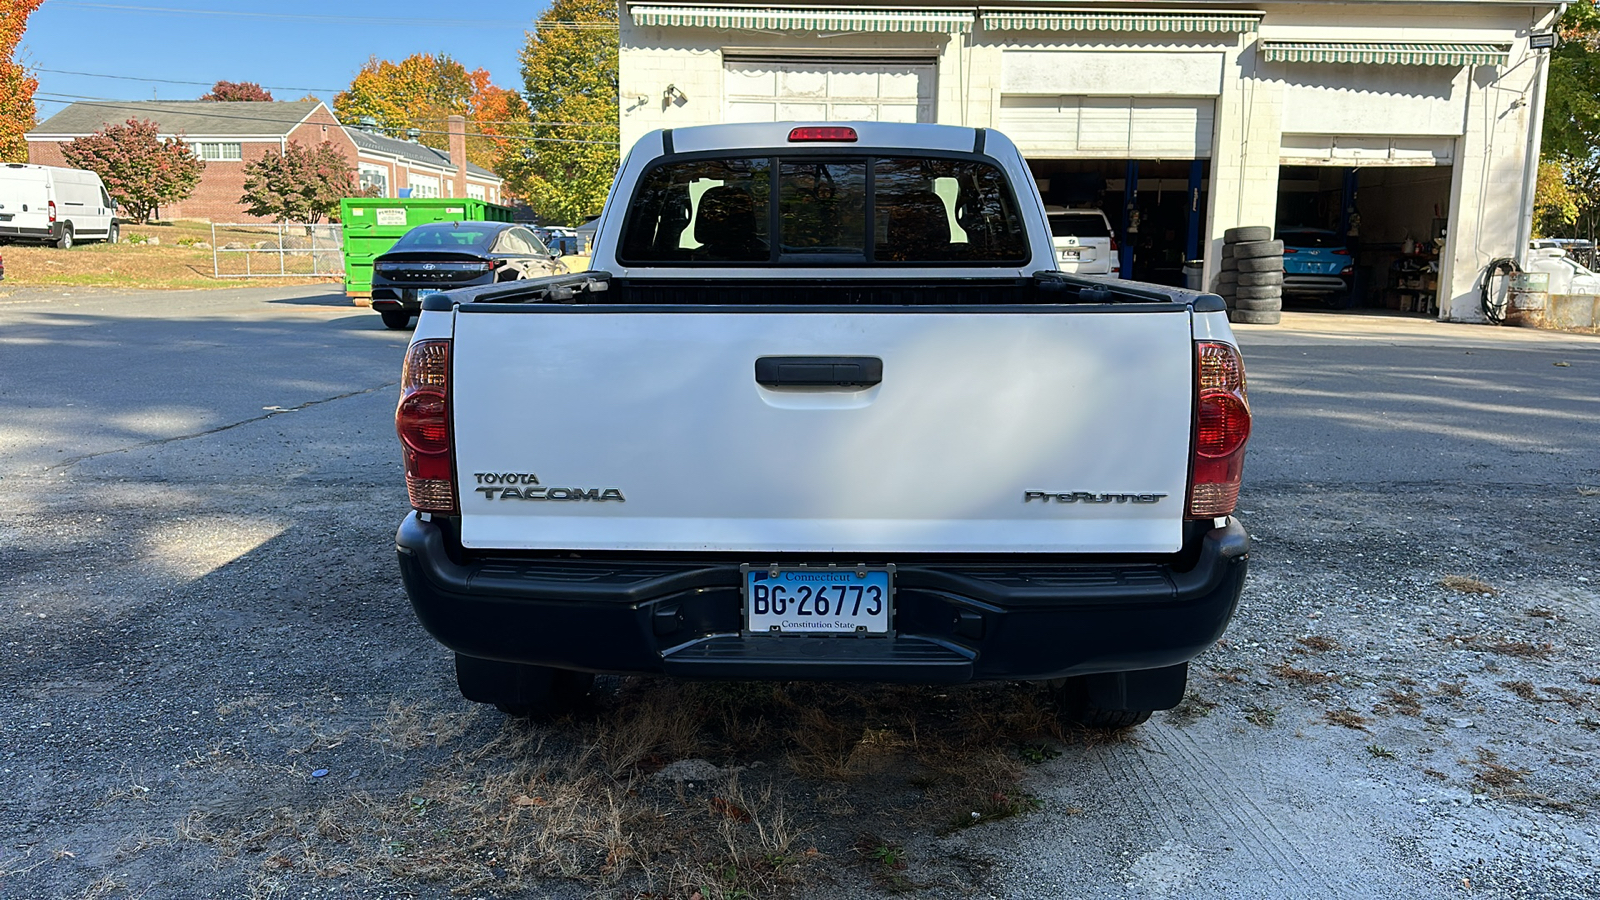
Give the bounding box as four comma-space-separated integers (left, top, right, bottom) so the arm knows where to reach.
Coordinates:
1373, 688, 1423, 717
1273, 661, 1333, 684
1323, 708, 1371, 731
1485, 640, 1554, 659
1469, 748, 1530, 792
2, 220, 338, 290
1499, 681, 1542, 702
1295, 635, 1340, 653
170, 681, 1072, 897
1440, 575, 1497, 595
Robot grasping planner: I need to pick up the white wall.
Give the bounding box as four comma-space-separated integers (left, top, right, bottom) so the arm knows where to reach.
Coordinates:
619, 0, 1560, 321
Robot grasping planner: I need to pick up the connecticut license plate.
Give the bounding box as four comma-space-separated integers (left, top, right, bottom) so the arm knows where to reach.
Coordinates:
742, 564, 894, 635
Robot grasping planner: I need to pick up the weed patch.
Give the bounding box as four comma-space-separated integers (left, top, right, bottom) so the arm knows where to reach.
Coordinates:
1273, 662, 1333, 684
1296, 635, 1340, 653
169, 682, 1070, 897
1440, 575, 1497, 595
1323, 709, 1370, 731
1243, 706, 1279, 728
1373, 688, 1423, 717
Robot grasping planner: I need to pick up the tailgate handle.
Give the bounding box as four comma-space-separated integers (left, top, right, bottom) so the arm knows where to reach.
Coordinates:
755, 356, 882, 388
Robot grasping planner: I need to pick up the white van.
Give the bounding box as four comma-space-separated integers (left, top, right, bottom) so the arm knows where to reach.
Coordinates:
0, 164, 118, 248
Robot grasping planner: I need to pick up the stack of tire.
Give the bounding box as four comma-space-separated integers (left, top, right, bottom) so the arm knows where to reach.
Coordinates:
1217, 226, 1282, 325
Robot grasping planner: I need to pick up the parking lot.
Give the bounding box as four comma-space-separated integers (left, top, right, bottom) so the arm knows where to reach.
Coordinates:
1, 285, 1598, 900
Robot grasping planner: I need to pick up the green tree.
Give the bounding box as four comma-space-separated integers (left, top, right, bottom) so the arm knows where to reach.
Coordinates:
1543, 1, 1600, 161
512, 0, 619, 225
239, 140, 355, 223
61, 119, 204, 223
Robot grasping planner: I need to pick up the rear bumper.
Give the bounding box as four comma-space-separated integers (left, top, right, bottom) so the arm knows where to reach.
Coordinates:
371, 277, 494, 311
1283, 273, 1350, 294
0, 225, 55, 241
397, 513, 1249, 683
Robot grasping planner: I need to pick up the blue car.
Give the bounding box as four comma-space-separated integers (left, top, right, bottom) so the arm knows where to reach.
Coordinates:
1280, 228, 1354, 306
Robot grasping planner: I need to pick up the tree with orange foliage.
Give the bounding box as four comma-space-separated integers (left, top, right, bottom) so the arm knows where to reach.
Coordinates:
0, 0, 45, 162
335, 54, 528, 178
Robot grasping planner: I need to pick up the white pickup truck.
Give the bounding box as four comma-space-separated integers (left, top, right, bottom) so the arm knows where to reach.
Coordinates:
394, 122, 1252, 728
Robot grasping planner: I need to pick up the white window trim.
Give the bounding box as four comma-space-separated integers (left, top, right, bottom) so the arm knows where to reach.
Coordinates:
194, 141, 243, 162
358, 162, 390, 198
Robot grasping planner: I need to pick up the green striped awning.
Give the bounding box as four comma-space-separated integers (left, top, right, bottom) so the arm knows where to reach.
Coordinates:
981, 9, 1259, 33
1260, 41, 1509, 67
629, 5, 975, 32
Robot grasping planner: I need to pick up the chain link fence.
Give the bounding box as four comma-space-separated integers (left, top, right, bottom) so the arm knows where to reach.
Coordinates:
212, 223, 344, 278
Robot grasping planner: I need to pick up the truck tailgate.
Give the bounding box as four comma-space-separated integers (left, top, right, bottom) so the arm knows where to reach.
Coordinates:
451, 307, 1195, 554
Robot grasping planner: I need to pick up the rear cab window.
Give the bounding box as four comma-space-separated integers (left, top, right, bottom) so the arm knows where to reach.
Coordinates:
1048, 212, 1111, 239
619, 152, 1030, 265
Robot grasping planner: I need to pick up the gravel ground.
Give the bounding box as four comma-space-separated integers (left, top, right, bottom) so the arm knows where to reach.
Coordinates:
1, 292, 1597, 900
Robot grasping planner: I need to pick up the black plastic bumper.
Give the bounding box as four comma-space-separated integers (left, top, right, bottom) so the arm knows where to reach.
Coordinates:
397, 513, 1249, 683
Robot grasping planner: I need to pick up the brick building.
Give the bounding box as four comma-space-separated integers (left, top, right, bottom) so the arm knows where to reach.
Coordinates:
26, 100, 504, 222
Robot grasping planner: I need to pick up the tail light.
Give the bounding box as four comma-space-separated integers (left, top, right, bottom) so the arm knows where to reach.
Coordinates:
396, 339, 457, 514
1332, 248, 1351, 256
47, 201, 56, 223
1341, 265, 1354, 276
1187, 341, 1251, 518
1281, 247, 1298, 254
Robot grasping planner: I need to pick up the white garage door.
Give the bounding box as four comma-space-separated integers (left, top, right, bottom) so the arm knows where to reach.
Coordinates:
999, 96, 1215, 158
1280, 134, 1455, 167
724, 58, 935, 124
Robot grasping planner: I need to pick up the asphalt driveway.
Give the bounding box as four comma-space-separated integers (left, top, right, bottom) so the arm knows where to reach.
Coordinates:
1, 288, 1597, 899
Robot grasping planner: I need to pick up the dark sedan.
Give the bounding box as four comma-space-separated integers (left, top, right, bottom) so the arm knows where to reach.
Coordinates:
370, 222, 567, 329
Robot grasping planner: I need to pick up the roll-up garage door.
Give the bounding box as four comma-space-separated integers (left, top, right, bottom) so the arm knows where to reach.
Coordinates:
999, 96, 1215, 158
723, 58, 935, 124
1279, 134, 1455, 167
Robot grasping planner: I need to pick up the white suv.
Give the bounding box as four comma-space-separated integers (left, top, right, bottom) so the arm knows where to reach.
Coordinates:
1046, 206, 1120, 278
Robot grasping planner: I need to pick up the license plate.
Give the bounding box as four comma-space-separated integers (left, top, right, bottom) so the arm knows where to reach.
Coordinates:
416, 288, 442, 299
742, 564, 894, 635
1061, 249, 1081, 259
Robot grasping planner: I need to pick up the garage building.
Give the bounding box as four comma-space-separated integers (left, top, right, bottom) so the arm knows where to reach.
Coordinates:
618, 0, 1560, 321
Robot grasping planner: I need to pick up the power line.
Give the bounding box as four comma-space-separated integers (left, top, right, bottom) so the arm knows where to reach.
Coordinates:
32, 93, 620, 144
43, 2, 618, 29
34, 66, 339, 93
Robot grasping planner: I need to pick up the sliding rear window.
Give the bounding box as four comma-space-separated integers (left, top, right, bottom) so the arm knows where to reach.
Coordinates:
619, 154, 1030, 265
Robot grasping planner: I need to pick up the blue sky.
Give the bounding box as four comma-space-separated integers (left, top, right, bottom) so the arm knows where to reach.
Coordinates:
24, 0, 549, 121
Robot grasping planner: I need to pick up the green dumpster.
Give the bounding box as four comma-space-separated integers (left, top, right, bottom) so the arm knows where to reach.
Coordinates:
340, 197, 515, 298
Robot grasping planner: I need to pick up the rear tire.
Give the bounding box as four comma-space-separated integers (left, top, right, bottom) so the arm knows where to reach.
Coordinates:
55, 224, 74, 250
379, 309, 411, 330
107, 223, 119, 245
1049, 665, 1186, 730
456, 654, 594, 720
